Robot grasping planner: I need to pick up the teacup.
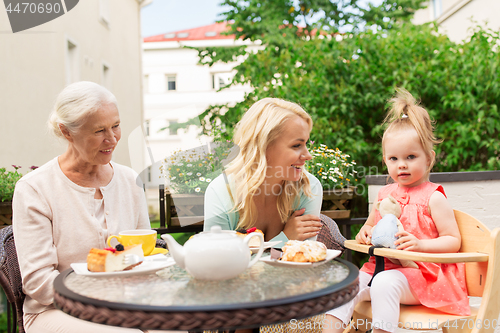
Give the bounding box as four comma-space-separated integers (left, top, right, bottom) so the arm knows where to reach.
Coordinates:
107, 229, 157, 256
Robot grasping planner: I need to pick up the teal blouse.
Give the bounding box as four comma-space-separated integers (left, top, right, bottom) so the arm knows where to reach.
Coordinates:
203, 171, 323, 247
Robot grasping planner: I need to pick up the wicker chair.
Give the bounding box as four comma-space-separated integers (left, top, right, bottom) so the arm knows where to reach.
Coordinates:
317, 213, 346, 253
0, 225, 25, 333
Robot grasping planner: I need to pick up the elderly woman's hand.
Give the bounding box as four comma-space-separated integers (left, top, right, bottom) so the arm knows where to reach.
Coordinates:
283, 208, 322, 241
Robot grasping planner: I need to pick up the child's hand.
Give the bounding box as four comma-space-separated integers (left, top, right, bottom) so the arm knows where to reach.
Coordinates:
355, 225, 373, 245
395, 231, 422, 251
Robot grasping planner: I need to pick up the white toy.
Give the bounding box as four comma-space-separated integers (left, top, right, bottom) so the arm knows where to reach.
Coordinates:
371, 195, 418, 269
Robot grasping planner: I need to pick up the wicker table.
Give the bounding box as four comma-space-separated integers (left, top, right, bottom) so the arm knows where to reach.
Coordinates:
53, 257, 359, 332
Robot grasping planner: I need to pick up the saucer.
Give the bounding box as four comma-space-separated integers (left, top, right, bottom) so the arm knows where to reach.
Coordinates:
149, 247, 168, 255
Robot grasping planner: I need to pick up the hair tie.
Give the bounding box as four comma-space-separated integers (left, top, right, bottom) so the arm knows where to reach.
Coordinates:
402, 114, 408, 119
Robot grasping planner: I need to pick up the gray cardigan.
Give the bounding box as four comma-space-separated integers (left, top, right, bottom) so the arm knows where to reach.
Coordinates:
12, 157, 150, 315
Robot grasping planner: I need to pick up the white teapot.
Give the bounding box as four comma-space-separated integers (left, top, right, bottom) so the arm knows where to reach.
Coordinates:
161, 226, 265, 280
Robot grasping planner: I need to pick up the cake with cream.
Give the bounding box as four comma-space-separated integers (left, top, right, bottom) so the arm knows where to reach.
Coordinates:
87, 244, 144, 272
236, 227, 264, 247
280, 240, 327, 262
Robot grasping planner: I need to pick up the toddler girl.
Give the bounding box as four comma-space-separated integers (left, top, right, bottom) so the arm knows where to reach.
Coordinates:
323, 88, 470, 333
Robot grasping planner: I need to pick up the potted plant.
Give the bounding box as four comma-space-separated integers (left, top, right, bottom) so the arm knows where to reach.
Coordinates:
160, 139, 233, 227
306, 144, 358, 219
0, 165, 37, 226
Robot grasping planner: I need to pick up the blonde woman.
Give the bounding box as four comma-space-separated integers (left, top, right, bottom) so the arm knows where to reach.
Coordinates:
204, 98, 323, 245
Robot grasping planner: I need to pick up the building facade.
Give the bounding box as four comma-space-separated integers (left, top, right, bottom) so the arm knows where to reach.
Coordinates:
142, 22, 257, 215
413, 0, 500, 42
0, 0, 148, 174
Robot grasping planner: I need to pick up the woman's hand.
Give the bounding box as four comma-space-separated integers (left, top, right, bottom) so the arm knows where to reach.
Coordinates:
355, 224, 373, 245
283, 208, 322, 241
394, 231, 422, 251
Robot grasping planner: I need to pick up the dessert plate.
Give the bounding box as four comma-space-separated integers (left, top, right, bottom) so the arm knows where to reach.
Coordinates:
250, 241, 282, 254
71, 256, 175, 277
259, 249, 341, 268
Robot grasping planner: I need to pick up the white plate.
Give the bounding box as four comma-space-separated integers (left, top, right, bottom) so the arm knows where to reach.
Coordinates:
259, 249, 342, 268
71, 256, 175, 277
250, 241, 282, 254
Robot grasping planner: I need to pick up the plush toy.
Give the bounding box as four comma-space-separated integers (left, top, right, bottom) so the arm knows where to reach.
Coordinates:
370, 195, 418, 269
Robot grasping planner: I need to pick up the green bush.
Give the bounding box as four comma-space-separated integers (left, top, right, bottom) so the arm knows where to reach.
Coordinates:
195, 23, 500, 176
0, 166, 23, 202
0, 311, 11, 333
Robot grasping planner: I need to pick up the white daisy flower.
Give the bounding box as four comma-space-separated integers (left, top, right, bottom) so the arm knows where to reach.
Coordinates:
195, 187, 201, 192
199, 177, 205, 181
206, 178, 212, 182
187, 172, 192, 176
196, 172, 202, 176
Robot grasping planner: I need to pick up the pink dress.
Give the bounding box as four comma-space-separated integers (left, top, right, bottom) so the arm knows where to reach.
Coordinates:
361, 182, 470, 316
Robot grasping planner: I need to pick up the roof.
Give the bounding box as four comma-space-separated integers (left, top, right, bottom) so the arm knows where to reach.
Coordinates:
143, 22, 235, 43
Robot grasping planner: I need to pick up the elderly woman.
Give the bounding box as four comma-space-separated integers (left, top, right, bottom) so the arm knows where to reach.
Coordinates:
12, 82, 160, 333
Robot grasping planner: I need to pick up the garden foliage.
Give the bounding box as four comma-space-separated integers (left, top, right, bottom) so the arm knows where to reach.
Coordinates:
190, 0, 499, 175
307, 144, 358, 190
161, 127, 233, 194
0, 166, 23, 202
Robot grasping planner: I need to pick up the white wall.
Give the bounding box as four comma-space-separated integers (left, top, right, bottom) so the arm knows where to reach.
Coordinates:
0, 0, 146, 173
413, 0, 500, 43
141, 36, 258, 216
368, 180, 500, 231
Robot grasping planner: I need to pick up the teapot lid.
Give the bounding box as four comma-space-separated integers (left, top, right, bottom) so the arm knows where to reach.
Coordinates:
196, 225, 237, 240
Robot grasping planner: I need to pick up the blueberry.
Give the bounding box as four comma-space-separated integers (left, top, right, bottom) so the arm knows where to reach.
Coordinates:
115, 244, 124, 251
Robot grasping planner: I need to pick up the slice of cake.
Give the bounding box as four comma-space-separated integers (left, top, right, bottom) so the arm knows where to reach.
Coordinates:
236, 227, 264, 247
87, 244, 144, 272
280, 240, 327, 263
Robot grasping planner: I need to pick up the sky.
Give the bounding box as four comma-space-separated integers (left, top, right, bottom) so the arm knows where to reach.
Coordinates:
140, 0, 230, 37
140, 0, 383, 38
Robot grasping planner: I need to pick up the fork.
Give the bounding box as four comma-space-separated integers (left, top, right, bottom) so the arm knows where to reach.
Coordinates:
123, 254, 144, 267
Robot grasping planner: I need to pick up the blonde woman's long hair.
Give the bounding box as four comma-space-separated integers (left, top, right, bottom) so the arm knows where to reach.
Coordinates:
225, 98, 313, 229
382, 88, 442, 178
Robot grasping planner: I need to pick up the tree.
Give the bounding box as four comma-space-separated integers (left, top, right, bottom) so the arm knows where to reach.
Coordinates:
188, 0, 500, 174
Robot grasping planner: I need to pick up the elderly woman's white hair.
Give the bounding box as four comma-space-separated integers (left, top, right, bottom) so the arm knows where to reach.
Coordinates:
48, 81, 117, 138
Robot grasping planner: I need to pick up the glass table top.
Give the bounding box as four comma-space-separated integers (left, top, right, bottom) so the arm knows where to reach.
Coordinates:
61, 256, 353, 310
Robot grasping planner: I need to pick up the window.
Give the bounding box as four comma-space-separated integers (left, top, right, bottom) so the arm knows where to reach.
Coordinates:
66, 38, 78, 85
166, 75, 176, 91
212, 72, 233, 90
102, 62, 111, 89
433, 0, 442, 19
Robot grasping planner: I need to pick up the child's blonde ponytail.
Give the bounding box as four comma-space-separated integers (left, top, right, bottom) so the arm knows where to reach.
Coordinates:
382, 88, 442, 175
